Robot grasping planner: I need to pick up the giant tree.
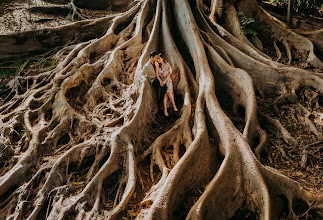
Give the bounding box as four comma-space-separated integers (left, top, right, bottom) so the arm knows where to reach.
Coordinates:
0, 0, 322, 219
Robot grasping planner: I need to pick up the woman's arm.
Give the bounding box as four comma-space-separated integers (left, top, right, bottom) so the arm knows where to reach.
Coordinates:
155, 63, 162, 84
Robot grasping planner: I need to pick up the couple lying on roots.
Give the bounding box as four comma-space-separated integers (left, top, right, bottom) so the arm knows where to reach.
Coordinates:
142, 51, 178, 116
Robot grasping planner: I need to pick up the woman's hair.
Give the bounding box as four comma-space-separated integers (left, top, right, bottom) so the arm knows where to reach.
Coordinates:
158, 53, 168, 63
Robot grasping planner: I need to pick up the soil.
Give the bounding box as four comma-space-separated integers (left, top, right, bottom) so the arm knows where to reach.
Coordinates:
0, 0, 113, 35
258, 97, 323, 194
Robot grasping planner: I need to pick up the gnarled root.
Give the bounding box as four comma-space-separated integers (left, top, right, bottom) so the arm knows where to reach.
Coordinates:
1, 0, 322, 219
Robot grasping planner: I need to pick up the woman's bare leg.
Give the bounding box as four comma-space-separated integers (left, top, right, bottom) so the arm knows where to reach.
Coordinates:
163, 94, 169, 116
168, 92, 178, 111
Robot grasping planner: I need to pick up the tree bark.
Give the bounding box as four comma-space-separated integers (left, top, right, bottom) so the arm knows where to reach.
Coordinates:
0, 0, 322, 219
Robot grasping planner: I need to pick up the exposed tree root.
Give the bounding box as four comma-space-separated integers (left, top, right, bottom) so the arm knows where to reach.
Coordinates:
274, 40, 283, 62
67, 1, 87, 21
0, 0, 322, 219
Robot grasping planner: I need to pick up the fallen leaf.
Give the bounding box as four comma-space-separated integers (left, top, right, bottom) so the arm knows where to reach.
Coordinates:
72, 181, 84, 186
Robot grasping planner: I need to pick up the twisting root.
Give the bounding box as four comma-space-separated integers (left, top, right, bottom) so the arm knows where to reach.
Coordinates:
210, 0, 223, 22
282, 40, 293, 65
274, 40, 282, 62
0, 0, 322, 219
67, 1, 87, 21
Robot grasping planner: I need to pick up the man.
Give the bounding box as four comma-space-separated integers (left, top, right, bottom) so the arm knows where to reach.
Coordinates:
142, 51, 166, 102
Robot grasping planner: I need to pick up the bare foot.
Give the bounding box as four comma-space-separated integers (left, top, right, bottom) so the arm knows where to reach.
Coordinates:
174, 106, 178, 112
164, 111, 169, 116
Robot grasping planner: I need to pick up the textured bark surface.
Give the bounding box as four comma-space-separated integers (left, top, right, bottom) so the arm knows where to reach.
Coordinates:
0, 0, 322, 219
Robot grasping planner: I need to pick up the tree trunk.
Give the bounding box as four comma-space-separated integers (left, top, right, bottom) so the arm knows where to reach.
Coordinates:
287, 0, 294, 25
0, 0, 322, 219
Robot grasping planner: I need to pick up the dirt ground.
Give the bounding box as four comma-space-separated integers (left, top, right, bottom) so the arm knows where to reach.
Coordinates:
0, 0, 112, 35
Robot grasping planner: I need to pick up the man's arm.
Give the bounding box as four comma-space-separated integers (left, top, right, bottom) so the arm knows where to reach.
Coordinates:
142, 64, 151, 82
142, 63, 148, 77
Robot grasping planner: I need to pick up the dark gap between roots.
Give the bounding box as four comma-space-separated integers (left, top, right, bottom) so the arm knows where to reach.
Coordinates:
35, 78, 50, 89
179, 144, 186, 158
2, 98, 22, 115
71, 118, 79, 132
101, 170, 122, 211
34, 90, 45, 99
29, 111, 40, 127
277, 194, 289, 219
65, 80, 90, 114
114, 14, 136, 35
11, 124, 22, 144
48, 117, 59, 130
101, 77, 111, 88
313, 46, 323, 61
2, 115, 11, 123
152, 164, 162, 184
22, 200, 33, 218
37, 193, 53, 220
231, 200, 260, 220
65, 211, 77, 219
162, 145, 174, 169
215, 87, 245, 133
0, 185, 18, 210
68, 154, 95, 186
98, 97, 105, 104
292, 198, 309, 216
23, 172, 48, 217
17, 79, 27, 95
3, 91, 16, 104
89, 51, 104, 64
300, 210, 322, 220
117, 154, 155, 219
0, 87, 11, 102
44, 108, 53, 121
57, 133, 70, 147
30, 99, 44, 110
99, 150, 111, 170
27, 77, 34, 88
172, 185, 205, 219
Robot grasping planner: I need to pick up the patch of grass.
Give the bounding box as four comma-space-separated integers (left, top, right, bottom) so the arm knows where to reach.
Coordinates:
0, 58, 29, 79
38, 58, 59, 72
0, 54, 58, 79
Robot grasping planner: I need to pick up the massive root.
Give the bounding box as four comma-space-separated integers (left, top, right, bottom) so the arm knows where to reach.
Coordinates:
0, 0, 322, 219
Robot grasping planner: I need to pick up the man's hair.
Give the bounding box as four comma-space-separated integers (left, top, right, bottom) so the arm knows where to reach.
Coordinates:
150, 51, 158, 58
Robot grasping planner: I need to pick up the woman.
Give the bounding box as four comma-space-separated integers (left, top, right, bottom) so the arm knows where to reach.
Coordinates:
155, 53, 178, 116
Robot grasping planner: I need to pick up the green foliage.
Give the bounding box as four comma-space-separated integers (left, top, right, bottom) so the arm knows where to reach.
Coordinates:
263, 0, 322, 14
0, 55, 58, 79
0, 59, 28, 79
237, 11, 258, 36
293, 0, 322, 13
38, 58, 59, 72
